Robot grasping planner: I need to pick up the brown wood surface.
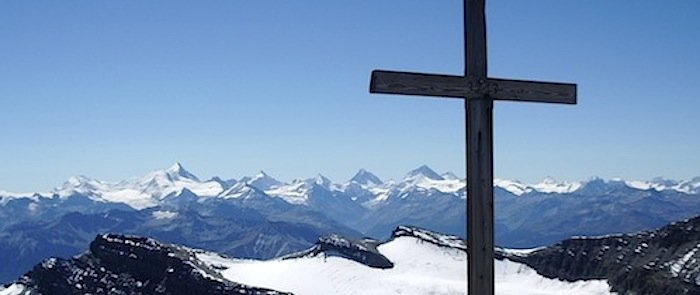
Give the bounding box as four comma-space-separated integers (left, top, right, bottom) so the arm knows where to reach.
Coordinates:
466, 0, 487, 78
467, 96, 494, 295
465, 0, 494, 294
367, 1, 577, 295
487, 78, 576, 104
370, 70, 472, 98
370, 70, 576, 104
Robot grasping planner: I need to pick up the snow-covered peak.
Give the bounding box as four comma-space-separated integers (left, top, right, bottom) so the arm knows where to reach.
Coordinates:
140, 163, 202, 187
65, 175, 92, 186
364, 168, 465, 206
530, 177, 582, 194
50, 163, 223, 209
55, 175, 103, 196
409, 177, 465, 194
494, 178, 582, 196
625, 178, 672, 191
65, 175, 93, 187
264, 181, 310, 205
0, 190, 44, 205
676, 177, 700, 194
494, 179, 531, 196
306, 174, 332, 190
246, 171, 283, 191
164, 162, 200, 182
219, 182, 269, 200
405, 165, 443, 181
625, 176, 700, 194
263, 174, 335, 205
440, 172, 460, 181
350, 169, 383, 187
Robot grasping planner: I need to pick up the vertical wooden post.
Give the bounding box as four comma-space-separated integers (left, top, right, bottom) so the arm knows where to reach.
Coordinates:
465, 0, 494, 294
370, 2, 574, 294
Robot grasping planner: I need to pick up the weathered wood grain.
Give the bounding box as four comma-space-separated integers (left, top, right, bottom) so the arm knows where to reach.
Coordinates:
465, 0, 494, 294
370, 70, 471, 98
370, 70, 576, 104
368, 1, 577, 295
487, 78, 576, 104
467, 96, 494, 295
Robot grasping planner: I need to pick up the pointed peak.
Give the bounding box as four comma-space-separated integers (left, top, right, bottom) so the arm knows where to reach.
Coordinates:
246, 171, 282, 191
254, 170, 270, 178
58, 175, 98, 193
164, 162, 199, 181
355, 168, 375, 176
176, 187, 197, 197
167, 162, 184, 172
313, 173, 332, 187
316, 173, 331, 182
350, 169, 383, 186
406, 165, 443, 181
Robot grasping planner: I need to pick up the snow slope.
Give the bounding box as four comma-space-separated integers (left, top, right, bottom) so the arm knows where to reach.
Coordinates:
494, 177, 582, 196
197, 235, 614, 295
0, 284, 28, 295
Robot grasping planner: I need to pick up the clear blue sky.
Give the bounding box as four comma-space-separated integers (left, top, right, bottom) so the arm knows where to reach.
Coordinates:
1, 0, 698, 192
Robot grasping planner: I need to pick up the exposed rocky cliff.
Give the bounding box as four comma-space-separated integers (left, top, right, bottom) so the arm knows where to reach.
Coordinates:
4, 234, 289, 295
507, 216, 700, 295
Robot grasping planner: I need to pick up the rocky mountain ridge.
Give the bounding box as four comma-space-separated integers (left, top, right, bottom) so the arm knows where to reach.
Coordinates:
507, 216, 700, 294
2, 234, 290, 294
5, 218, 700, 294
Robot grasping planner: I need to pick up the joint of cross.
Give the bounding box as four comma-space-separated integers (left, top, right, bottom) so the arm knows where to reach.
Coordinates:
466, 77, 499, 98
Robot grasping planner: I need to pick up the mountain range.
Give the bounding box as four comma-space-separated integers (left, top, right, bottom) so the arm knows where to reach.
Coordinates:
6, 163, 699, 209
1, 163, 699, 284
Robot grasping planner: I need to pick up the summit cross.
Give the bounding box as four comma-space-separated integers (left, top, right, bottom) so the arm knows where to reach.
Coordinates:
368, 0, 577, 294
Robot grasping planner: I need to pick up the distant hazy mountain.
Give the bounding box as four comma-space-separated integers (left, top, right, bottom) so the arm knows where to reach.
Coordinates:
349, 168, 383, 186
52, 163, 224, 209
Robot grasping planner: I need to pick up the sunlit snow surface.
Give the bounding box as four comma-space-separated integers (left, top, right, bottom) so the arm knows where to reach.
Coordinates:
198, 236, 614, 295
53, 163, 224, 209
494, 178, 582, 196
0, 284, 29, 295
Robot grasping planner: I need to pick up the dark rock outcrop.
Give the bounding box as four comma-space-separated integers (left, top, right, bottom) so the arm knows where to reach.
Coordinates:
282, 225, 469, 270
507, 216, 700, 295
283, 234, 393, 269
10, 234, 290, 295
390, 225, 466, 250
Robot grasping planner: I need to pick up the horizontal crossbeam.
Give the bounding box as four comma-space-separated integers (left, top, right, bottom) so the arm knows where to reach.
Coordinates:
370, 70, 577, 104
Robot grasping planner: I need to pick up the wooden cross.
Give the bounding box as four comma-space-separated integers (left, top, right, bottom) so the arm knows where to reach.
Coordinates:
368, 0, 576, 294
